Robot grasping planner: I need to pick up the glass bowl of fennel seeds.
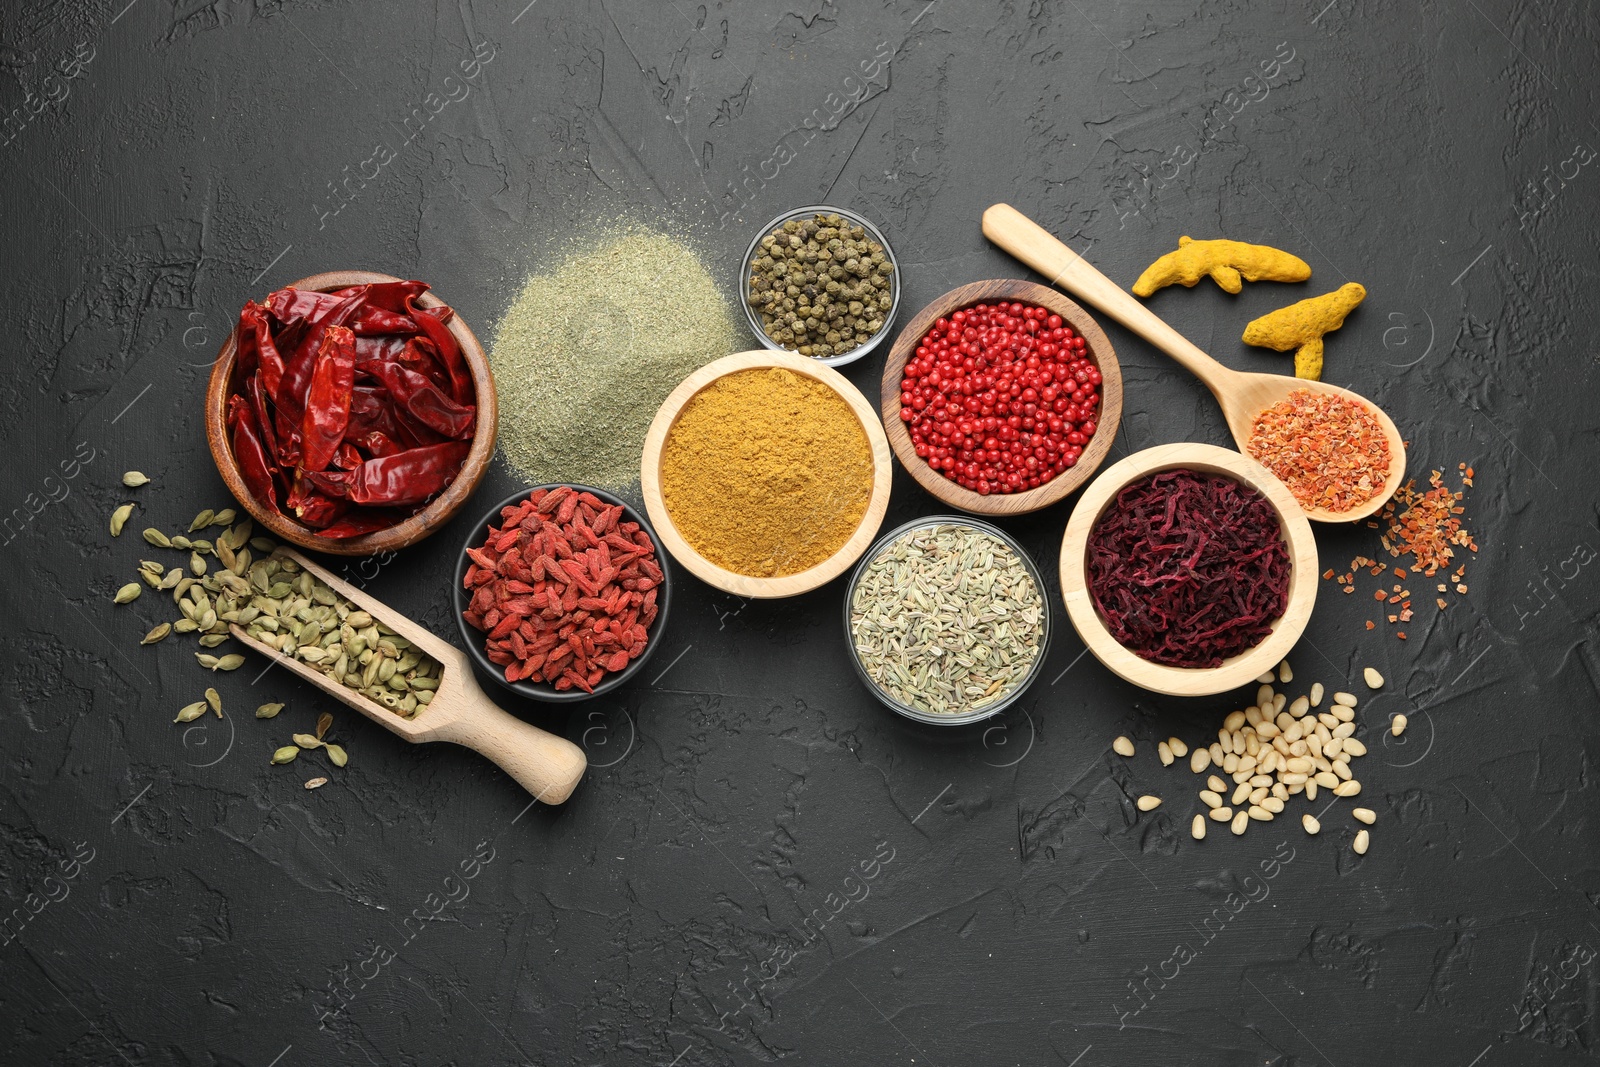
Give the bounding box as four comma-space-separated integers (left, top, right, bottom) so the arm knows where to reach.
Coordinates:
845, 516, 1051, 725
742, 205, 900, 369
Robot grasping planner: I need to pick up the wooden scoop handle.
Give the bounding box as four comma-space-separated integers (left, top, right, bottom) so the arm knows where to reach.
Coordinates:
427, 705, 587, 805
981, 204, 1236, 389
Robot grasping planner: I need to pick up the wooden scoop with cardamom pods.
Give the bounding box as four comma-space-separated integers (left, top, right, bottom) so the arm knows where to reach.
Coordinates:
229, 548, 587, 803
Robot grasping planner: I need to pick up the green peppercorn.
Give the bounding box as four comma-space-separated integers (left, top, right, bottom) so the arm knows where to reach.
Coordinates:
748, 211, 895, 359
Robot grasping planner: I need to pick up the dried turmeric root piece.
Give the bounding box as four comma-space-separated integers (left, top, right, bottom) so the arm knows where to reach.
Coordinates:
1241, 282, 1366, 381
1131, 236, 1311, 297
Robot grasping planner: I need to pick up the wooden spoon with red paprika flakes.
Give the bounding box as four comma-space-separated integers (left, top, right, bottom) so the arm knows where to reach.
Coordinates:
228, 547, 587, 804
983, 204, 1406, 522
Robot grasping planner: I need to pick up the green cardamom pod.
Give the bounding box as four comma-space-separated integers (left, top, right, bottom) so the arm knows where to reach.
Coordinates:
142, 528, 171, 548
122, 471, 150, 487
140, 622, 171, 645
256, 702, 284, 719
189, 509, 215, 532
324, 743, 348, 768
110, 503, 135, 536
114, 583, 141, 605
270, 746, 299, 765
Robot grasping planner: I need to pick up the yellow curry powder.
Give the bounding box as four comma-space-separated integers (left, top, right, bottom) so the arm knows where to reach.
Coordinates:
660, 368, 872, 576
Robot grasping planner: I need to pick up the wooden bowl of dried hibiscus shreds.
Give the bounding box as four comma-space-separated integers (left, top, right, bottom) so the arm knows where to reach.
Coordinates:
452, 485, 671, 703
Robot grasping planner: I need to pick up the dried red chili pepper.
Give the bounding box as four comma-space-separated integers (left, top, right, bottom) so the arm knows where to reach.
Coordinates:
332, 280, 428, 312
303, 441, 470, 507
300, 325, 356, 472
245, 372, 280, 484
273, 291, 364, 459
227, 395, 278, 508
238, 301, 287, 400
405, 296, 472, 405
317, 510, 411, 539
355, 354, 476, 440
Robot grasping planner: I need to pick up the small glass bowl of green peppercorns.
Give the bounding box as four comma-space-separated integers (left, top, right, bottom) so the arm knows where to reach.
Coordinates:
741, 205, 900, 368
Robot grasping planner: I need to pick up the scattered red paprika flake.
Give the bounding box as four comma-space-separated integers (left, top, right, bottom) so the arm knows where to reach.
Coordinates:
1321, 464, 1476, 639
1396, 631, 1407, 640
461, 486, 662, 692
1366, 620, 1376, 630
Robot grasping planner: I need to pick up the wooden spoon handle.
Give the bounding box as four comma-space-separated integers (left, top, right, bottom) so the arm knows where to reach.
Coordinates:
431, 706, 588, 805
981, 204, 1237, 389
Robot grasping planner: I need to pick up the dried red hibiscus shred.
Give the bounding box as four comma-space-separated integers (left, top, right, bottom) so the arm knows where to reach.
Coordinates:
1087, 469, 1290, 668
462, 487, 662, 693
226, 280, 475, 538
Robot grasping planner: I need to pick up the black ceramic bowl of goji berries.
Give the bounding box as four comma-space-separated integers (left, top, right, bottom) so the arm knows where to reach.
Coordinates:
453, 484, 672, 703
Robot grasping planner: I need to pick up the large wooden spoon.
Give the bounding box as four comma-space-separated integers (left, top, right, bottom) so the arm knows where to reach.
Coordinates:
982, 203, 1406, 522
230, 548, 587, 803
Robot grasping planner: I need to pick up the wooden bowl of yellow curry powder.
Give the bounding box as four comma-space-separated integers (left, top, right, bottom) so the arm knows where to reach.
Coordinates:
640, 350, 893, 597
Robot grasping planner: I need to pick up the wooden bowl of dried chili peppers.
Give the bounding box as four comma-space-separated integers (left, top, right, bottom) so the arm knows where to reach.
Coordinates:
453, 485, 672, 702
204, 270, 497, 557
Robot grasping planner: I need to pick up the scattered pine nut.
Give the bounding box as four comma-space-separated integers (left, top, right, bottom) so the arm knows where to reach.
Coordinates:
1302, 814, 1321, 835
1309, 682, 1324, 706
1391, 714, 1407, 737
1363, 667, 1384, 689
1247, 805, 1273, 822
1334, 780, 1362, 797
1158, 741, 1174, 766
1137, 795, 1162, 811
1207, 774, 1226, 792
1199, 790, 1223, 809
1352, 808, 1376, 824
1278, 659, 1293, 683
1168, 737, 1189, 758
1190, 747, 1211, 773
1333, 691, 1358, 707
1231, 782, 1251, 806
1231, 810, 1249, 835
1192, 814, 1206, 840
1113, 735, 1135, 757
1353, 829, 1370, 855
1343, 738, 1368, 757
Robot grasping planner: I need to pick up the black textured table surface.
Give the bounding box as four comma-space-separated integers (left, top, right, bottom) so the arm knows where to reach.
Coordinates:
4, 2, 1598, 1064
